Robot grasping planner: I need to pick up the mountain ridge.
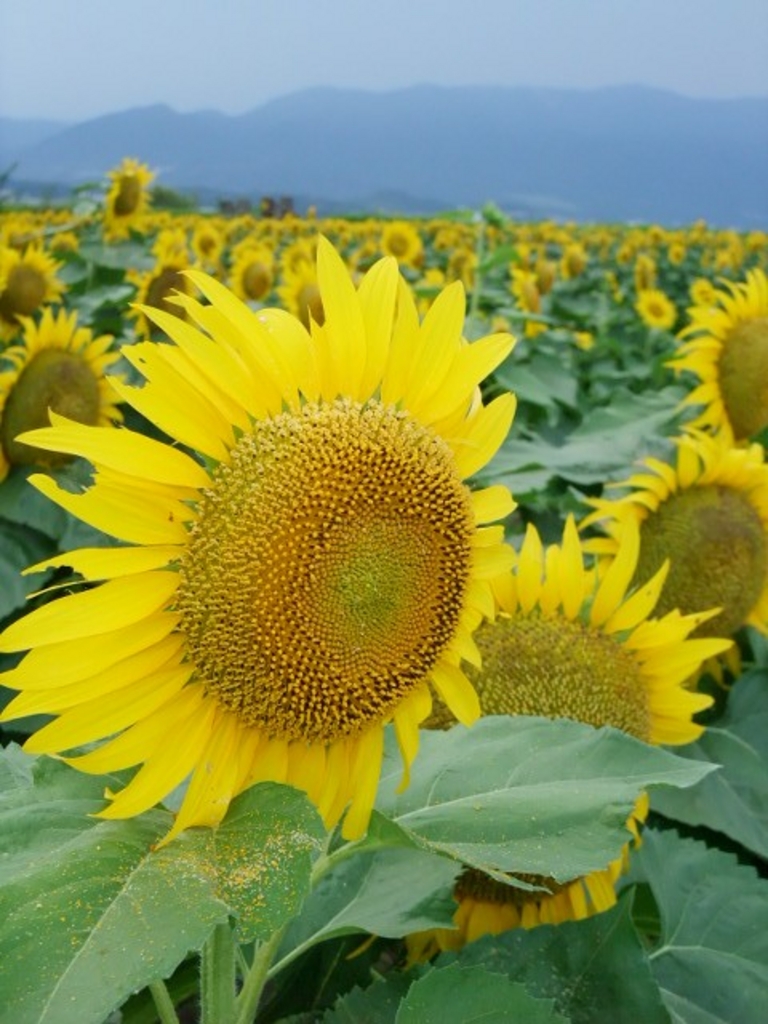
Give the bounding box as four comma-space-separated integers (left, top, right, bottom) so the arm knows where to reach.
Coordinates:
2, 85, 766, 226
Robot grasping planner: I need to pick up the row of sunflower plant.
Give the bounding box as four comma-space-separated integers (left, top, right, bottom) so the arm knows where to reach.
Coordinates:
0, 158, 766, 1024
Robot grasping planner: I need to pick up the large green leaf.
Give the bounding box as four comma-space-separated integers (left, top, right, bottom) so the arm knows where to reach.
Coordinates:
0, 750, 325, 1024
375, 717, 713, 881
278, 845, 460, 968
443, 896, 669, 1024
634, 829, 768, 1024
396, 964, 567, 1023
651, 668, 768, 857
480, 389, 681, 494
179, 782, 326, 943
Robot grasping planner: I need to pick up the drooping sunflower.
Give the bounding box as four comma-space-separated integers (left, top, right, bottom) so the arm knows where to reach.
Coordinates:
635, 288, 677, 331
671, 268, 768, 443
0, 239, 517, 845
0, 244, 65, 339
583, 430, 768, 642
407, 517, 728, 958
103, 158, 155, 241
0, 308, 123, 481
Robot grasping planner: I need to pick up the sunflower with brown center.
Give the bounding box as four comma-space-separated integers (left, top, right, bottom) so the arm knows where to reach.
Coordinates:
0, 244, 65, 339
671, 268, 768, 443
583, 430, 768, 647
0, 238, 517, 845
407, 517, 728, 958
635, 288, 677, 331
0, 307, 123, 481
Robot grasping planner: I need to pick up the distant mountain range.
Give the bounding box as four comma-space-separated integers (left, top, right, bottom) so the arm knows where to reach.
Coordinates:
1, 85, 766, 227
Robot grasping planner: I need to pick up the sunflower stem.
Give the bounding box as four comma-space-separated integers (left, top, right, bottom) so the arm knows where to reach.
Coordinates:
200, 921, 237, 1024
148, 979, 181, 1024
468, 216, 486, 321
233, 925, 288, 1024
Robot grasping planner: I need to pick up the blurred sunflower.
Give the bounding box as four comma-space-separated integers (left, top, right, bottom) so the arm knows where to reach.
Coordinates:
191, 221, 225, 270
636, 289, 677, 331
381, 221, 423, 268
407, 518, 726, 958
103, 158, 155, 241
0, 239, 517, 845
276, 257, 324, 330
583, 430, 768, 642
0, 244, 65, 339
229, 245, 275, 303
127, 253, 195, 339
671, 268, 768, 443
0, 308, 123, 481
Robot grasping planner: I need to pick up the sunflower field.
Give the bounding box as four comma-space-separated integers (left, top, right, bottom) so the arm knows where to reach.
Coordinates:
0, 159, 767, 1024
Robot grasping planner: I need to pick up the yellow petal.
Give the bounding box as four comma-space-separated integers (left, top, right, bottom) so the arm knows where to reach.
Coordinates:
342, 726, 384, 840
163, 708, 244, 842
100, 695, 218, 823
603, 562, 669, 635
430, 661, 480, 725
316, 235, 367, 398
23, 663, 192, 754
25, 545, 180, 580
471, 485, 516, 524
357, 255, 399, 400
0, 612, 179, 692
28, 474, 190, 546
393, 683, 432, 791
63, 683, 206, 774
0, 572, 178, 652
20, 413, 210, 489
452, 393, 517, 479
590, 525, 640, 627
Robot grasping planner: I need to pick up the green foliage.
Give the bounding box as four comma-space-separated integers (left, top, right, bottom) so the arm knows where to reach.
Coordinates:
0, 749, 324, 1024
396, 963, 567, 1023
633, 829, 768, 1024
651, 668, 768, 857
375, 717, 712, 880
441, 896, 669, 1024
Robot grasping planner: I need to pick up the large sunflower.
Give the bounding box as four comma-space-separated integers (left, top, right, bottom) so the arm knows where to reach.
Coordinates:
671, 268, 768, 442
583, 430, 768, 641
0, 239, 517, 844
408, 517, 728, 958
103, 158, 155, 241
0, 307, 123, 481
0, 244, 65, 339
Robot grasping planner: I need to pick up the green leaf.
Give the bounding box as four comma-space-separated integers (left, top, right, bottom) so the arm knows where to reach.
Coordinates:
376, 717, 713, 881
497, 350, 579, 411
634, 829, 768, 1024
0, 751, 228, 1024
0, 518, 56, 620
651, 668, 768, 858
0, 749, 325, 1023
178, 781, 326, 943
395, 963, 567, 1023
443, 896, 669, 1024
323, 973, 412, 1024
280, 845, 460, 963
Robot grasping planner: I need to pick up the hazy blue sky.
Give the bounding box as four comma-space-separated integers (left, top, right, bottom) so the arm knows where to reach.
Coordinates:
2, 0, 768, 122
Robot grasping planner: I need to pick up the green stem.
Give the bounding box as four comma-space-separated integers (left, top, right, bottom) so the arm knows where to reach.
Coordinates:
201, 921, 237, 1024
234, 925, 288, 1024
468, 217, 486, 321
148, 979, 181, 1024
